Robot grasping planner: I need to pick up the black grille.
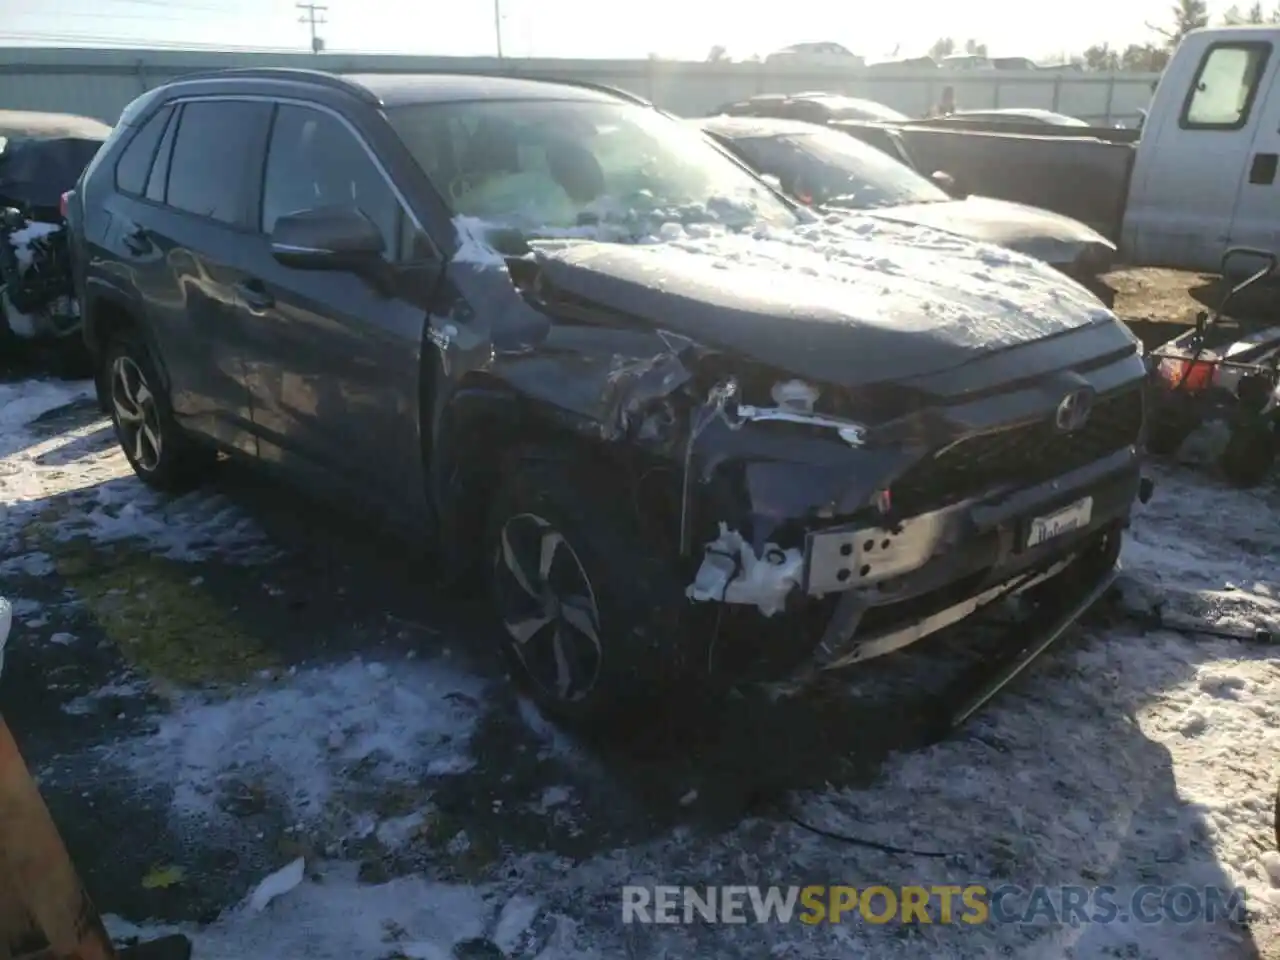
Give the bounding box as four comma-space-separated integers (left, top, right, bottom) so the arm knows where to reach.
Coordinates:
893, 387, 1143, 514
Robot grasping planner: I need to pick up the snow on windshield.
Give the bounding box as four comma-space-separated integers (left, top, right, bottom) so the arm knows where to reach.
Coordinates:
388, 98, 797, 241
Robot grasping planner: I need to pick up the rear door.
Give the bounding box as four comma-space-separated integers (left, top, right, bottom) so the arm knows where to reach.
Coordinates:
105, 97, 272, 453
1124, 37, 1274, 271
239, 100, 440, 512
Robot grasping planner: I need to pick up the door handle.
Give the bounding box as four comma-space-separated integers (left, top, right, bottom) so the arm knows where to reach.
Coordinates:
234, 279, 274, 310
1249, 152, 1278, 185
121, 226, 150, 255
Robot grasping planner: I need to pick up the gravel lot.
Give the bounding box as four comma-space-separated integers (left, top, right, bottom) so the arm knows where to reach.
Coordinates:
0, 268, 1277, 960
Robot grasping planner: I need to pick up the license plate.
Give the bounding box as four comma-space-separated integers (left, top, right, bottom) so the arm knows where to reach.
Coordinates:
1026, 496, 1093, 548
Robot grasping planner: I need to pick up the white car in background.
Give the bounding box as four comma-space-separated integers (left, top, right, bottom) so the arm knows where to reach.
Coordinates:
765, 42, 865, 68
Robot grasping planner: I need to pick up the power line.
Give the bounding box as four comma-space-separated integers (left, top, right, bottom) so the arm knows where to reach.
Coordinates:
15, 11, 218, 24
296, 2, 327, 54
102, 0, 234, 8
0, 31, 306, 53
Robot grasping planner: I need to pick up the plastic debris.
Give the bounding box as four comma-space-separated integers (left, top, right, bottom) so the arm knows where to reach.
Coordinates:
0, 597, 10, 680
247, 857, 305, 912
686, 523, 804, 617
141, 865, 185, 890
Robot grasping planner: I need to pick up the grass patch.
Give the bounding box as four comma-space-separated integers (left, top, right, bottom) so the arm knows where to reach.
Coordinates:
26, 518, 275, 686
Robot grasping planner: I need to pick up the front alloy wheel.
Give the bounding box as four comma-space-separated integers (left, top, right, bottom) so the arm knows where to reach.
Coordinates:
110, 354, 163, 473
493, 512, 603, 704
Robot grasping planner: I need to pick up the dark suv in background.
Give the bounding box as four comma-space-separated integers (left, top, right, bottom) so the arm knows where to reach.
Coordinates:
67, 69, 1146, 725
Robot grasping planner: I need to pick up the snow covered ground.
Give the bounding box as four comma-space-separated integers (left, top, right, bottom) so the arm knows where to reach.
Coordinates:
1, 375, 1279, 959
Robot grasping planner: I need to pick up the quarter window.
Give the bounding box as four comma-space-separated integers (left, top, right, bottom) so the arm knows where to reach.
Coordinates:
261, 104, 416, 260
114, 105, 172, 196
1182, 42, 1271, 129
145, 106, 179, 203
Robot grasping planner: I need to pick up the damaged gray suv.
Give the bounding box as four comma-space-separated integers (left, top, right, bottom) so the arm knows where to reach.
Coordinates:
69, 68, 1148, 724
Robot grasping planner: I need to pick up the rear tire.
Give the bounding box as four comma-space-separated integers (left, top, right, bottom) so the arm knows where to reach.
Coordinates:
103, 331, 215, 492
484, 450, 697, 725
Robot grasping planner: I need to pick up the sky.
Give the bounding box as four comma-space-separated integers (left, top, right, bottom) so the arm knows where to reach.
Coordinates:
0, 0, 1245, 62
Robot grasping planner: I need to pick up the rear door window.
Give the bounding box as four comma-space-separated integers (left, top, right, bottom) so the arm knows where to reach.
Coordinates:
165, 100, 272, 226
1182, 42, 1272, 129
114, 105, 172, 196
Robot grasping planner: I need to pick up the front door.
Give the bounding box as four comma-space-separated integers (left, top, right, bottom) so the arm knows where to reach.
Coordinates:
240, 101, 440, 514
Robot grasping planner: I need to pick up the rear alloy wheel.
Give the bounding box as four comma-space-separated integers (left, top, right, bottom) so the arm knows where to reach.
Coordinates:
110, 355, 164, 474
104, 334, 214, 491
493, 513, 603, 705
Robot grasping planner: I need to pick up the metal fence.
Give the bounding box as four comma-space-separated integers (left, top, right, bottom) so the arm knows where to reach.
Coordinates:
0, 46, 1161, 126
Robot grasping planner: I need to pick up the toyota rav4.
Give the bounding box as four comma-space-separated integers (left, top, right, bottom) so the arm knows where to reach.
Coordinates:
67, 68, 1147, 722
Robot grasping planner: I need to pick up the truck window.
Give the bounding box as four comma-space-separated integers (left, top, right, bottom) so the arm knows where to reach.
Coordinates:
1181, 42, 1271, 130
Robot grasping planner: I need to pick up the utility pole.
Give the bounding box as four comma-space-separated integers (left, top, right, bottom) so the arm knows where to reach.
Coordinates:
297, 2, 327, 54
493, 0, 503, 58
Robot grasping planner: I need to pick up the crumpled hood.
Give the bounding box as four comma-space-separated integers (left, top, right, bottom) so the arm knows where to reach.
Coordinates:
862, 196, 1115, 269
525, 216, 1119, 386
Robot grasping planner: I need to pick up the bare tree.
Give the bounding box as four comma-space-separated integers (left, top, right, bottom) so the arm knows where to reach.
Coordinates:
706, 44, 729, 62
963, 38, 988, 56
1083, 43, 1121, 70
1148, 0, 1210, 48
1121, 42, 1172, 71
929, 37, 955, 59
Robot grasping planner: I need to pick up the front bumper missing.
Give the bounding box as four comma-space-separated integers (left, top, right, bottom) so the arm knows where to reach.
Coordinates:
789, 522, 1123, 742
790, 448, 1137, 679
936, 557, 1118, 737
802, 445, 1138, 601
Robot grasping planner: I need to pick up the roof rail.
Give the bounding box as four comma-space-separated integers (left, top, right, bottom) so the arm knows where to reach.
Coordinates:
529, 77, 653, 107
166, 67, 381, 105
341, 69, 655, 107
167, 66, 653, 110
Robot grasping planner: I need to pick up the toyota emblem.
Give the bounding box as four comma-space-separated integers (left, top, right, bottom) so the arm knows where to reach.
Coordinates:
1054, 388, 1094, 433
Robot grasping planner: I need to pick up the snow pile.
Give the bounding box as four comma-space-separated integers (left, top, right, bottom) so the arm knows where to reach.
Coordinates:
1119, 463, 1280, 634
0, 378, 276, 564
2, 221, 70, 338
105, 862, 585, 960
114, 658, 488, 840
0, 378, 94, 437
7, 221, 62, 274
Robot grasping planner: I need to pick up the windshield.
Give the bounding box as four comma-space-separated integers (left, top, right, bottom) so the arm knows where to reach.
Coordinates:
724, 128, 949, 210
386, 98, 798, 241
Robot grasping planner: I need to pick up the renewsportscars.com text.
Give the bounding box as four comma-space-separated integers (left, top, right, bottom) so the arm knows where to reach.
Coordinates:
621, 884, 1248, 926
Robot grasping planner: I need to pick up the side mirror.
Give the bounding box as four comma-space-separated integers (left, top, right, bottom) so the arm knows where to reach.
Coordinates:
930, 170, 966, 199
270, 205, 385, 271
759, 173, 784, 192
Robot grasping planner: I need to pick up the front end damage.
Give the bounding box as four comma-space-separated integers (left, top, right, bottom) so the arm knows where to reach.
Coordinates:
674, 366, 1141, 683
477, 247, 1148, 700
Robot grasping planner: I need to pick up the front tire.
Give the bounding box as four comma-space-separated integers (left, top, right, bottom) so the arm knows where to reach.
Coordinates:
485, 452, 695, 724
103, 332, 215, 491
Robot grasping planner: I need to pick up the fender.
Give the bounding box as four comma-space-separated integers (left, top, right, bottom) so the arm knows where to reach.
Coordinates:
82, 276, 176, 399
430, 375, 638, 573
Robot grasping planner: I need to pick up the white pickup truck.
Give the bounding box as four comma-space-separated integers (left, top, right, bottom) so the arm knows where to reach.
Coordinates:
831, 25, 1280, 275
